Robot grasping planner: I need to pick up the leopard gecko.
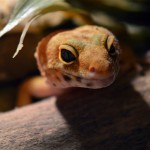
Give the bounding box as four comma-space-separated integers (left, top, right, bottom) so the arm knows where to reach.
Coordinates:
17, 25, 121, 106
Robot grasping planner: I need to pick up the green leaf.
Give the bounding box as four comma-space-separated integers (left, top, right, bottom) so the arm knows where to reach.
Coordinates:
0, 0, 86, 37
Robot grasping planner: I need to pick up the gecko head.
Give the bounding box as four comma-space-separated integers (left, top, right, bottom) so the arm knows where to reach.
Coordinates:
36, 25, 121, 89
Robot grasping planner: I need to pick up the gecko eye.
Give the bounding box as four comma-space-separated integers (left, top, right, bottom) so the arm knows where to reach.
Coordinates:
61, 49, 76, 62
59, 45, 78, 64
106, 35, 116, 56
108, 44, 116, 56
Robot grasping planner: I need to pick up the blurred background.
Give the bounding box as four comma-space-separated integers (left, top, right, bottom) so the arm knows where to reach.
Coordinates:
0, 0, 149, 111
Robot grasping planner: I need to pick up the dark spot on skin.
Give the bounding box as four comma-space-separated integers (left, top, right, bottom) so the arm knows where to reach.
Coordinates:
53, 83, 56, 86
56, 76, 61, 81
86, 83, 93, 87
95, 27, 99, 30
0, 13, 5, 19
63, 75, 72, 82
76, 76, 82, 82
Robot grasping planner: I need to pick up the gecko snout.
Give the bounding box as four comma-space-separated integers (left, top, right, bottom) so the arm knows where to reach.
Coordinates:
89, 66, 96, 73
88, 60, 114, 78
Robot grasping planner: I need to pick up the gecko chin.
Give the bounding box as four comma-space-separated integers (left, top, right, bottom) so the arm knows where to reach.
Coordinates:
77, 74, 116, 89
61, 72, 116, 89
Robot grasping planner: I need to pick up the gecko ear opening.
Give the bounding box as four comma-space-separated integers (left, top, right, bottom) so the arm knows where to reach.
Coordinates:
59, 45, 78, 65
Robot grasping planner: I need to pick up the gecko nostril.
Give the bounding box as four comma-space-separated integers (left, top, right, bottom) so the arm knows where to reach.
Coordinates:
89, 66, 96, 73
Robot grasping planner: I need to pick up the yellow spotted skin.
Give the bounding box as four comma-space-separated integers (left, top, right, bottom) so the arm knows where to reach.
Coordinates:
35, 25, 121, 89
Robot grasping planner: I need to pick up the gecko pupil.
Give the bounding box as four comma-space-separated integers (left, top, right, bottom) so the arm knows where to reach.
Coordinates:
61, 49, 76, 63
109, 45, 116, 55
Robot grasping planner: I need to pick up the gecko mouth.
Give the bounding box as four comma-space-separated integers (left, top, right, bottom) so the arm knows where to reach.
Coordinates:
62, 71, 116, 89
